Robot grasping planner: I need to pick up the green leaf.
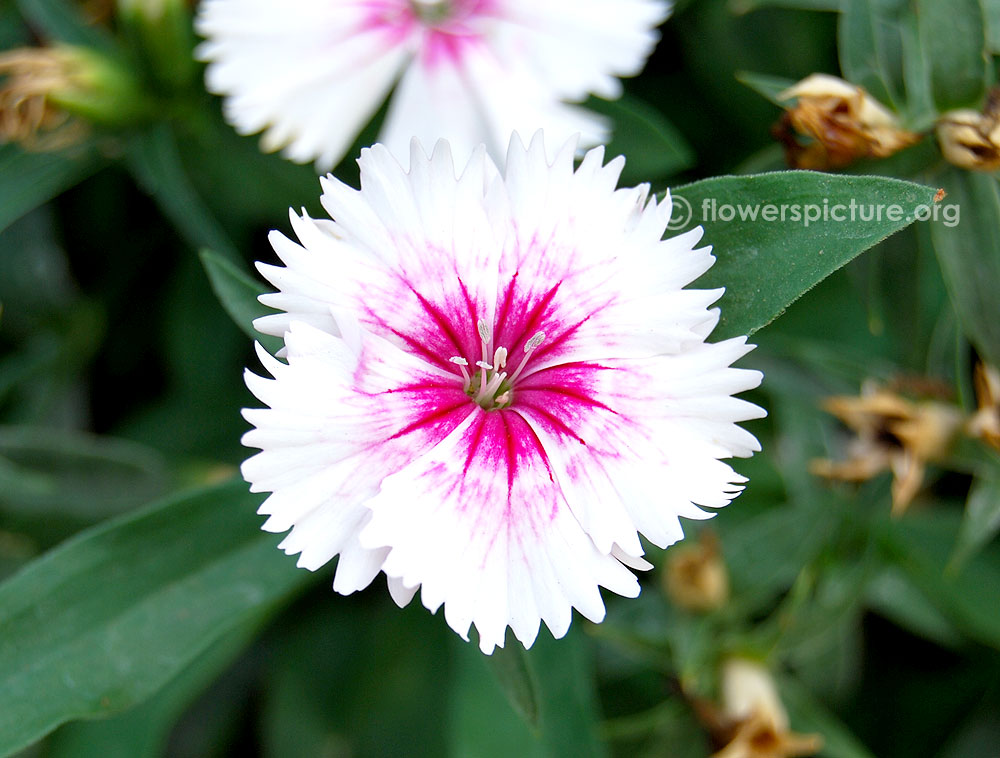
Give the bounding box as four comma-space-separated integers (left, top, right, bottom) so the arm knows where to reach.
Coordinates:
126, 125, 241, 262
15, 0, 116, 50
880, 510, 1000, 651
916, 0, 990, 111
837, 0, 904, 108
865, 568, 963, 648
451, 628, 608, 758
926, 168, 1000, 366
200, 250, 282, 354
588, 95, 695, 182
736, 71, 798, 107
0, 425, 169, 522
46, 616, 265, 758
486, 644, 540, 729
950, 473, 1000, 573
0, 143, 104, 236
986, 0, 1000, 53
780, 675, 877, 758
671, 172, 938, 339
0, 479, 311, 757
729, 0, 840, 12
261, 598, 450, 758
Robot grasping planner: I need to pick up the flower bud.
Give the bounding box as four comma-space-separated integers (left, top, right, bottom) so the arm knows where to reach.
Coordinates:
664, 530, 729, 613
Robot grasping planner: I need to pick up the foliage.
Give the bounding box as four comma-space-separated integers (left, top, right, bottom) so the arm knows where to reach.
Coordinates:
1, 1, 999, 756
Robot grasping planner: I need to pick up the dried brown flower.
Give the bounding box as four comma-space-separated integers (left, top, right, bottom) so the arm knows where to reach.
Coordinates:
774, 74, 921, 170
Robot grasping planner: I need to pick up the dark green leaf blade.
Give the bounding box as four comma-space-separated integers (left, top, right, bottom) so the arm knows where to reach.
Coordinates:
126, 125, 240, 262
926, 169, 1000, 367
0, 143, 104, 236
671, 171, 938, 339
15, 0, 116, 50
950, 472, 1000, 573
452, 628, 608, 758
881, 511, 1000, 651
0, 425, 169, 522
486, 644, 540, 728
589, 94, 695, 182
837, 0, 904, 108
0, 479, 311, 758
916, 0, 990, 111
46, 616, 265, 758
200, 250, 282, 354
736, 71, 798, 107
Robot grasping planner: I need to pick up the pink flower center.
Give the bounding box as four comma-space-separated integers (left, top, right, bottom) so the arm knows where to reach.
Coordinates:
364, 0, 495, 67
450, 319, 545, 411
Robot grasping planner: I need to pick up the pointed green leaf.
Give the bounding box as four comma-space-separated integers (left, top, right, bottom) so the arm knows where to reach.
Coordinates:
0, 143, 103, 236
780, 675, 877, 758
880, 511, 1000, 651
670, 172, 938, 339
452, 628, 608, 758
0, 425, 169, 522
126, 125, 240, 262
15, 0, 116, 50
730, 0, 840, 12
199, 250, 282, 354
46, 617, 265, 758
838, 0, 904, 108
917, 0, 990, 111
950, 473, 1000, 573
926, 169, 1000, 366
0, 479, 311, 758
589, 95, 695, 182
736, 71, 798, 107
486, 644, 540, 728
986, 0, 1000, 53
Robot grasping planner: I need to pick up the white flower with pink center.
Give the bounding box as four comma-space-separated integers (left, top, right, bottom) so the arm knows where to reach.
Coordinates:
241, 133, 764, 653
195, 0, 670, 169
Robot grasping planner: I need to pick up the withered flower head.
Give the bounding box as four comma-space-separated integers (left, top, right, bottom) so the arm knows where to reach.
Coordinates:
0, 44, 145, 151
967, 363, 1000, 451
0, 47, 89, 150
706, 658, 822, 758
810, 380, 964, 516
664, 530, 730, 613
774, 73, 921, 170
937, 90, 1000, 171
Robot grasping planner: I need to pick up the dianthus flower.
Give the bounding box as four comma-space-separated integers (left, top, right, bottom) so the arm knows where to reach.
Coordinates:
196, 0, 669, 169
242, 134, 763, 652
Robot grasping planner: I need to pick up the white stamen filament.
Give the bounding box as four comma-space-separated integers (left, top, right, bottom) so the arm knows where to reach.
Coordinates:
507, 331, 545, 384
476, 370, 507, 404
450, 355, 471, 391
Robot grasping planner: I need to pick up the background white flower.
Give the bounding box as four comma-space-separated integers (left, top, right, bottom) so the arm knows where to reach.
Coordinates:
242, 133, 763, 653
195, 0, 670, 170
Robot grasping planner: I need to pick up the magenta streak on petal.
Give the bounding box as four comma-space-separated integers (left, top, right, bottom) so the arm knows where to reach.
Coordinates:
365, 275, 481, 374
386, 387, 472, 441
518, 366, 620, 436
493, 275, 560, 354
457, 410, 561, 557
421, 29, 481, 68
359, 1, 416, 41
